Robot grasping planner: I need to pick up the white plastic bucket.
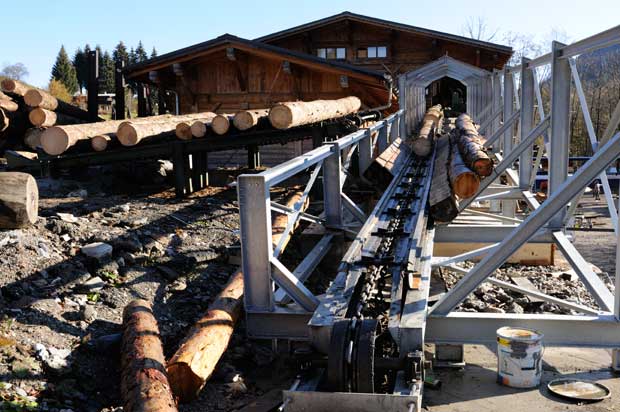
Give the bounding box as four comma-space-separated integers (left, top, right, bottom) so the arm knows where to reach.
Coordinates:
496, 326, 544, 388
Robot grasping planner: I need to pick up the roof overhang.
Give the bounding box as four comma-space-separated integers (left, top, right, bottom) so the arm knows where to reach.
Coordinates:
403, 56, 491, 87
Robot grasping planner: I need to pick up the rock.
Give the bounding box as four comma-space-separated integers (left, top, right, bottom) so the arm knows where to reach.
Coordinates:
77, 276, 105, 292
112, 236, 142, 253
506, 302, 524, 314
559, 270, 578, 282
156, 265, 179, 281
81, 242, 113, 259
34, 343, 49, 361
43, 347, 71, 373
80, 305, 97, 322
483, 306, 505, 313
130, 217, 148, 227
57, 213, 78, 223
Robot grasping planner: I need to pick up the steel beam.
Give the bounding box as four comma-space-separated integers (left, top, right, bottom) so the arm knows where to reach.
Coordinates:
434, 224, 553, 243
430, 131, 620, 315
503, 69, 515, 153
519, 59, 535, 189
427, 312, 620, 348
271, 257, 320, 311
238, 175, 274, 311
549, 41, 571, 227
358, 129, 373, 176
323, 143, 344, 228
483, 110, 520, 149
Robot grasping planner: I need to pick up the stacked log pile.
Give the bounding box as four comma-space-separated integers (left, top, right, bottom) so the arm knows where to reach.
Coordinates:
429, 112, 494, 223
0, 78, 92, 151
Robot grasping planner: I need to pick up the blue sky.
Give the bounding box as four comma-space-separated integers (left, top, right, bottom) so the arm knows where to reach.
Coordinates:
1, 0, 619, 87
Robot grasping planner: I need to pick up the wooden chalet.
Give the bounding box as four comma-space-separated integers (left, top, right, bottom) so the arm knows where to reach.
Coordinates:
124, 34, 393, 115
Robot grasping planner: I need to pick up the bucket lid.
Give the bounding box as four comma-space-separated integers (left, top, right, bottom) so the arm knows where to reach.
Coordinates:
497, 326, 543, 342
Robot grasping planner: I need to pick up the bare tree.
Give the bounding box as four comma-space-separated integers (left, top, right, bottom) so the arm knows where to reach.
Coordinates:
461, 17, 499, 42
1, 62, 29, 80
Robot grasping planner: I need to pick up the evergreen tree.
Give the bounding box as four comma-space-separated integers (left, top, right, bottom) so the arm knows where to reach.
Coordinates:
128, 47, 137, 65
73, 47, 86, 94
135, 41, 148, 62
51, 45, 78, 95
113, 41, 129, 66
151, 47, 157, 58
100, 51, 115, 93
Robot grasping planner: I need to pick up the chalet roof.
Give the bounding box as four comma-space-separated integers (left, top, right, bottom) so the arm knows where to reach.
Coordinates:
124, 33, 388, 82
404, 55, 491, 87
255, 11, 513, 55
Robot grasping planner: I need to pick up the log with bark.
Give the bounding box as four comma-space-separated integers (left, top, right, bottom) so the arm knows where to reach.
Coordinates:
29, 107, 82, 127
121, 299, 178, 412
1, 79, 30, 96
429, 135, 459, 222
211, 114, 234, 135
448, 132, 479, 199
176, 113, 216, 140
412, 104, 443, 157
41, 121, 125, 155
0, 99, 18, 112
24, 89, 94, 121
233, 109, 269, 131
0, 172, 38, 229
118, 113, 221, 146
454, 113, 493, 177
269, 97, 361, 130
166, 190, 308, 402
23, 128, 45, 150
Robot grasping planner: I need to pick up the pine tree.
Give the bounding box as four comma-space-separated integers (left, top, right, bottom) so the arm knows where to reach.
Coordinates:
113, 41, 129, 66
73, 47, 86, 94
151, 47, 158, 58
100, 51, 115, 93
51, 45, 79, 95
128, 47, 137, 65
135, 41, 148, 62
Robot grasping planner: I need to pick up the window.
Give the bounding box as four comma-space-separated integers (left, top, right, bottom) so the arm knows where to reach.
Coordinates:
317, 47, 346, 60
360, 46, 388, 59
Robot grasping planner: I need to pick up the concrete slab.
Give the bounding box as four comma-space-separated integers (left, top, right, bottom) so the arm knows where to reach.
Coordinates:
424, 345, 620, 411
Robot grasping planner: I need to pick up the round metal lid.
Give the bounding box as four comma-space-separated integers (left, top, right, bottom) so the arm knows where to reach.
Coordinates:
547, 378, 611, 402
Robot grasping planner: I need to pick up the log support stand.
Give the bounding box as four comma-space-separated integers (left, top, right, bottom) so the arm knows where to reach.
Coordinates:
248, 145, 261, 169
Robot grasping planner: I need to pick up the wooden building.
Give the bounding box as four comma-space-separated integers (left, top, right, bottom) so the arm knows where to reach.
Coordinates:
256, 12, 512, 75
124, 34, 393, 115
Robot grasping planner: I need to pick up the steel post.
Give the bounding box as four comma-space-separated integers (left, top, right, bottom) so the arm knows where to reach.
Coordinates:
503, 69, 515, 153
323, 143, 344, 228
358, 129, 373, 176
238, 174, 274, 311
519, 59, 535, 189
549, 41, 571, 227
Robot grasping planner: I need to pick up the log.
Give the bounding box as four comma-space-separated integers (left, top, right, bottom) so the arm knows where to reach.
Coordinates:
211, 114, 234, 135
429, 135, 459, 223
189, 120, 213, 138
41, 121, 124, 155
24, 128, 45, 150
233, 109, 269, 131
121, 300, 177, 412
166, 190, 307, 402
118, 113, 221, 146
449, 133, 479, 199
1, 79, 29, 96
91, 135, 112, 152
412, 105, 443, 157
0, 172, 38, 229
269, 96, 361, 129
28, 107, 82, 127
0, 99, 18, 112
454, 114, 493, 177
176, 113, 216, 140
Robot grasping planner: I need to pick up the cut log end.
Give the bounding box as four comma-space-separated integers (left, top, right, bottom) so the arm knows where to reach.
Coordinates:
41, 127, 71, 156
232, 111, 254, 131
24, 89, 45, 107
211, 115, 230, 135
1, 79, 21, 94
175, 122, 193, 140
268, 105, 293, 130
117, 124, 139, 146
29, 108, 58, 127
0, 172, 39, 229
453, 173, 480, 199
91, 135, 111, 152
190, 121, 207, 138
473, 159, 494, 177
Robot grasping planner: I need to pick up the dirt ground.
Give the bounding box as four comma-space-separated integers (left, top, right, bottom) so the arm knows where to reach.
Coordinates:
0, 171, 617, 411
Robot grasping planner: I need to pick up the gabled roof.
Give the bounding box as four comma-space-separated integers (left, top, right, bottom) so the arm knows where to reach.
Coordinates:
404, 55, 491, 87
124, 33, 388, 83
255, 11, 512, 55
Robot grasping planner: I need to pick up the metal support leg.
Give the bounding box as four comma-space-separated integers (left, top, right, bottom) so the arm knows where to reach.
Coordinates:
502, 68, 515, 219
378, 122, 389, 154
358, 130, 372, 176
519, 59, 535, 189
323, 143, 344, 228
238, 175, 274, 311
614, 204, 620, 371
172, 141, 186, 198
248, 145, 260, 169
549, 41, 571, 228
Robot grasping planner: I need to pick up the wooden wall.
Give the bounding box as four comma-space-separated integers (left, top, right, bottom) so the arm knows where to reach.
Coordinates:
158, 49, 385, 114
265, 20, 510, 76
